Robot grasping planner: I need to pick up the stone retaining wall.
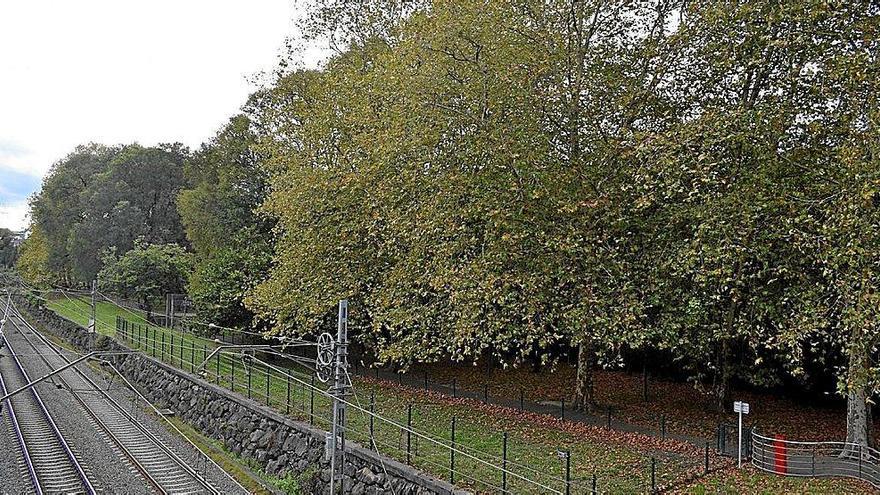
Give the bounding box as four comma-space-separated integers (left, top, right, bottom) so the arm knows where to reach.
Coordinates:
15, 297, 468, 495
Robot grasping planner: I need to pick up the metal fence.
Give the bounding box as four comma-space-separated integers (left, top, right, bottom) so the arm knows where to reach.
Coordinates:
752, 430, 880, 489
716, 422, 753, 458
111, 315, 708, 494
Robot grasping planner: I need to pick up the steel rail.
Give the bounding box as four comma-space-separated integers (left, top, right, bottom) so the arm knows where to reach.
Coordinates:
0, 345, 41, 494
0, 319, 96, 494
9, 306, 221, 495
6, 315, 169, 495
0, 296, 40, 492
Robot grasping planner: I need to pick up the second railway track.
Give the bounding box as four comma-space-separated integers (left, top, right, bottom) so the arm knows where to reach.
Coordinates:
0, 311, 97, 494
4, 302, 221, 495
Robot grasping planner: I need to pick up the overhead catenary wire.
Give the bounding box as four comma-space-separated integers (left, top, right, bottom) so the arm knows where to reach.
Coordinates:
12, 281, 567, 492
6, 298, 248, 494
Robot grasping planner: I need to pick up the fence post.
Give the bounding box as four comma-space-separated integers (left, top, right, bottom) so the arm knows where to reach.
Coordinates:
190, 342, 195, 373
215, 350, 220, 385
661, 414, 666, 439
643, 364, 648, 401
265, 364, 270, 406
811, 447, 815, 475
406, 404, 413, 465
484, 384, 488, 403
309, 375, 315, 425
651, 457, 656, 493
561, 399, 565, 422
286, 373, 291, 414
170, 334, 174, 365
705, 441, 709, 474
564, 450, 571, 495
592, 473, 597, 494
502, 431, 508, 492
607, 406, 612, 428
231, 356, 236, 392
244, 359, 254, 399
161, 332, 165, 361
520, 388, 524, 411
369, 392, 375, 445
452, 378, 457, 398
450, 416, 456, 484
424, 372, 428, 391
375, 367, 379, 380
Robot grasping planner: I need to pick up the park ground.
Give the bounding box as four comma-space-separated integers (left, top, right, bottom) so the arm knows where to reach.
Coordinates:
45, 295, 876, 494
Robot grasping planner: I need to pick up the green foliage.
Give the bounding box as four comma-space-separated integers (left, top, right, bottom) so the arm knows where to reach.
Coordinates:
178, 114, 273, 328
97, 241, 192, 314
0, 228, 19, 268
15, 226, 53, 287
29, 143, 190, 283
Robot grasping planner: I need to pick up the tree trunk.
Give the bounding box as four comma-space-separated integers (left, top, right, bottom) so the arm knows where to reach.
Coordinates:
716, 269, 740, 412
573, 336, 596, 412
716, 338, 733, 412
844, 340, 873, 452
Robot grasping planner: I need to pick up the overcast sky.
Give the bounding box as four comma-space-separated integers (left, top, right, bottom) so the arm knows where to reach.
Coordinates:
0, 1, 311, 231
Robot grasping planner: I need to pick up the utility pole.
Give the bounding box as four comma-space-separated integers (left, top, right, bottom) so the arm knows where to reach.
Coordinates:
329, 300, 349, 495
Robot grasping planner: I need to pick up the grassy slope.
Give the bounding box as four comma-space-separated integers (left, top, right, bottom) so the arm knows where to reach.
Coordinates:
46, 296, 869, 494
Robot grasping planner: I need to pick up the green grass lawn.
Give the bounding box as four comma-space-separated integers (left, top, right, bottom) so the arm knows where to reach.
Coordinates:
48, 295, 866, 494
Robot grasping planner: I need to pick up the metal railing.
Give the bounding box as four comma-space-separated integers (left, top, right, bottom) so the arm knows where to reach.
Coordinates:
752, 430, 880, 488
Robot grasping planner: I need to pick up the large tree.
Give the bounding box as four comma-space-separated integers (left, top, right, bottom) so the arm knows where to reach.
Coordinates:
248, 0, 674, 412
98, 241, 192, 317
0, 228, 19, 268
29, 144, 116, 282
69, 144, 190, 280
178, 113, 273, 328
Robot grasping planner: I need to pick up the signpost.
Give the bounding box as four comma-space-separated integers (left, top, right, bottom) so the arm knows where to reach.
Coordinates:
734, 400, 750, 467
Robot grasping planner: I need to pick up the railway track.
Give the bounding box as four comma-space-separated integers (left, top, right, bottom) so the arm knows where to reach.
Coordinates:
6, 303, 221, 495
0, 310, 97, 494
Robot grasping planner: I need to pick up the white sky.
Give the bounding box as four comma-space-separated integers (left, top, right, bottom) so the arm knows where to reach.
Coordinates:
0, 1, 316, 231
